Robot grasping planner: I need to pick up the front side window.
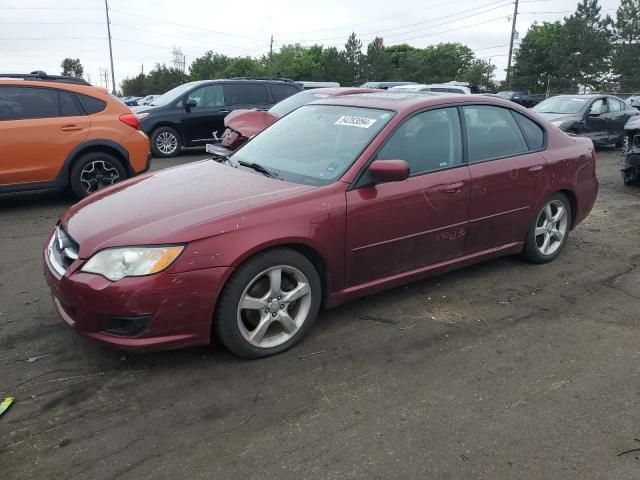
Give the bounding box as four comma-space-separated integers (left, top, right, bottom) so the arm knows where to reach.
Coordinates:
376, 107, 462, 175
463, 105, 528, 163
232, 105, 393, 185
226, 84, 269, 105
589, 99, 606, 115
187, 85, 225, 108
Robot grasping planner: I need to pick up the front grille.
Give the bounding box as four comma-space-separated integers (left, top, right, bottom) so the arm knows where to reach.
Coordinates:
47, 226, 79, 276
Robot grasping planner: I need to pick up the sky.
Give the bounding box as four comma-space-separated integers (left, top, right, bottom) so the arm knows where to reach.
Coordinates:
0, 0, 622, 90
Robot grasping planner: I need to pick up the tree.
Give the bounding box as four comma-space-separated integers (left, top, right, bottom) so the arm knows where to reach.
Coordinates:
120, 64, 188, 96
613, 0, 640, 91
554, 0, 613, 92
121, 73, 146, 96
386, 44, 421, 81
419, 43, 474, 83
512, 22, 565, 93
343, 33, 365, 86
463, 59, 496, 90
61, 58, 84, 78
365, 37, 391, 82
190, 51, 232, 80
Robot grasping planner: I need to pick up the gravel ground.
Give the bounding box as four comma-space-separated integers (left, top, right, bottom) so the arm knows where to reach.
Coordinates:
1, 149, 639, 480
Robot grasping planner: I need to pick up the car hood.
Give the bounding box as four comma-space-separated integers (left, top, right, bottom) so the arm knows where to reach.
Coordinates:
535, 112, 579, 123
625, 115, 640, 131
61, 160, 314, 258
224, 109, 280, 137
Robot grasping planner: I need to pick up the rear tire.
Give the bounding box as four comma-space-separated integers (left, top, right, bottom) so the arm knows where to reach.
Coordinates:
522, 193, 572, 264
69, 152, 126, 199
214, 248, 322, 359
151, 126, 181, 158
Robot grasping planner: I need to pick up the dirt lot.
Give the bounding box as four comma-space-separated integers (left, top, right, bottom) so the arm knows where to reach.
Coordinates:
1, 150, 639, 480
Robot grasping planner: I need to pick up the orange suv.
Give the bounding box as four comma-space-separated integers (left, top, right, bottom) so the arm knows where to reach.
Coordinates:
0, 71, 151, 198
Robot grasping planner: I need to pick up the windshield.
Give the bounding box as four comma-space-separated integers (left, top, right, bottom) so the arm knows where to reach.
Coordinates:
496, 91, 515, 99
268, 91, 331, 117
232, 105, 393, 186
533, 97, 588, 114
149, 82, 201, 106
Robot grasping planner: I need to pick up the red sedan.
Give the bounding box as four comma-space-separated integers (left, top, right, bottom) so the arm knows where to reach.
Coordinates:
44, 92, 598, 358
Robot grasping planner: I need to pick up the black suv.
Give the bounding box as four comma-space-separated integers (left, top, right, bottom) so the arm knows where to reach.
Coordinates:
135, 78, 303, 157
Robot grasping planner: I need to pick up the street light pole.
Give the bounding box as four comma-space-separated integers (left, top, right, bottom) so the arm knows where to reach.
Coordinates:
104, 0, 116, 94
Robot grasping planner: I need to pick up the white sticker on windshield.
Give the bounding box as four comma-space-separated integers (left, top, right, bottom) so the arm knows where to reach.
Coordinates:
334, 115, 377, 128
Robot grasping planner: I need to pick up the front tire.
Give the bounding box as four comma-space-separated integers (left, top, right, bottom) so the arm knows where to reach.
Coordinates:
69, 152, 126, 198
214, 248, 322, 359
522, 193, 572, 264
151, 126, 181, 158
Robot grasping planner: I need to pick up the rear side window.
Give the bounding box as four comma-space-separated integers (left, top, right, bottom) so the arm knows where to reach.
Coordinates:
512, 112, 545, 150
463, 105, 529, 163
226, 84, 269, 105
60, 91, 83, 116
77, 93, 107, 114
0, 86, 85, 120
270, 83, 300, 102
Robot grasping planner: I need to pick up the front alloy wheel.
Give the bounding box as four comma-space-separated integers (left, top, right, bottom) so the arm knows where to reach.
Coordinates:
214, 248, 321, 358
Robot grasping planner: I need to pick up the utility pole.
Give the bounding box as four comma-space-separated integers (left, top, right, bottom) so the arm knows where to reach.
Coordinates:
104, 0, 116, 94
505, 0, 519, 88
486, 58, 492, 89
269, 35, 274, 75
141, 63, 144, 75
183, 55, 186, 72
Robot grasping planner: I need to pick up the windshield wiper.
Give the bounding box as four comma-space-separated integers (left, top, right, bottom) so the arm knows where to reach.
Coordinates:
237, 161, 279, 178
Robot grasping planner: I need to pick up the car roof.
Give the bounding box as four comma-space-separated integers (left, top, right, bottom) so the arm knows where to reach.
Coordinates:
302, 87, 381, 96
309, 91, 506, 113
0, 78, 111, 96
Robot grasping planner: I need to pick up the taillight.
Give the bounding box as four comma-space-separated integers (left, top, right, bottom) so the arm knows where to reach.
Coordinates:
119, 113, 140, 130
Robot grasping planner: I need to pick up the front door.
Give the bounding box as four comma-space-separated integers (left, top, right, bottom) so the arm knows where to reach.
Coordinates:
345, 107, 471, 287
1, 85, 89, 185
180, 84, 227, 145
462, 105, 551, 253
583, 97, 609, 144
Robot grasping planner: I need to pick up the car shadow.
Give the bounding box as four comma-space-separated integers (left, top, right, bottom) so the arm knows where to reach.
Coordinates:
0, 188, 74, 211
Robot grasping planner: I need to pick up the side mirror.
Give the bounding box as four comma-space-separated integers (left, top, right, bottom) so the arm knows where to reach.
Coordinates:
185, 98, 197, 111
367, 160, 410, 184
588, 111, 601, 117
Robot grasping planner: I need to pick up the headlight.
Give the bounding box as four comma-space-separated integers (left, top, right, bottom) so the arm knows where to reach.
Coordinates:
136, 112, 150, 120
82, 246, 184, 281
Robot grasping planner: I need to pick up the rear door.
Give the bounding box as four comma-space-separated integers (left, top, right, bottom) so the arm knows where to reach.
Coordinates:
0, 85, 89, 185
180, 83, 227, 145
605, 97, 634, 144
345, 107, 471, 286
463, 105, 550, 253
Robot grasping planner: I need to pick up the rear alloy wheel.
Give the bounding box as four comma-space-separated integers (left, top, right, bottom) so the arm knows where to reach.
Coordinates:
523, 193, 572, 264
151, 127, 181, 157
214, 248, 321, 358
69, 152, 126, 198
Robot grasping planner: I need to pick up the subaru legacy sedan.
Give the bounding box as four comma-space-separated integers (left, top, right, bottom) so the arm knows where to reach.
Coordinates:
44, 92, 598, 358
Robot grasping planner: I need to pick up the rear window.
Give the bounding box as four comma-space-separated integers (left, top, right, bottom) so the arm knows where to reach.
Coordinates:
269, 83, 300, 102
77, 94, 107, 114
60, 91, 83, 116
226, 84, 269, 105
513, 112, 545, 150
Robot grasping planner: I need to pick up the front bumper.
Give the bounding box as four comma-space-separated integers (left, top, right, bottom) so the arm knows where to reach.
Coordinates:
43, 238, 233, 352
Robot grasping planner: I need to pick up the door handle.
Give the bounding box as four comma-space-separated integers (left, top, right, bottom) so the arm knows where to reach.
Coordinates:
61, 125, 82, 132
528, 165, 544, 176
443, 182, 464, 195
219, 110, 230, 114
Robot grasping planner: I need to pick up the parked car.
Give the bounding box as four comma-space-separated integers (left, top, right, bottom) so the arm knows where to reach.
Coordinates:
208, 87, 380, 155
361, 81, 417, 90
532, 94, 638, 147
494, 91, 543, 108
138, 94, 160, 106
123, 96, 142, 106
135, 78, 303, 157
626, 95, 640, 110
44, 92, 598, 358
390, 83, 471, 94
0, 71, 150, 198
621, 115, 640, 185
300, 81, 340, 90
